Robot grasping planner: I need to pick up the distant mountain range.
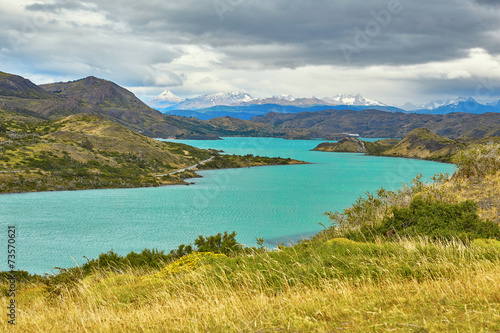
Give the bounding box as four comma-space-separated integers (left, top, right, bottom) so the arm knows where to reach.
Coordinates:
2, 71, 500, 142
156, 104, 405, 121
147, 90, 500, 120
400, 97, 500, 114
149, 90, 253, 110
147, 90, 388, 110
411, 97, 500, 115
148, 91, 404, 120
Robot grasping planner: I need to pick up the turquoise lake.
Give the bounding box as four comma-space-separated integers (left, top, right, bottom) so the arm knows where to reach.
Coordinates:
0, 137, 456, 274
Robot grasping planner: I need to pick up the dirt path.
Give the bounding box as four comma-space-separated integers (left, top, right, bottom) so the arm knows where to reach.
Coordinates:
154, 156, 215, 177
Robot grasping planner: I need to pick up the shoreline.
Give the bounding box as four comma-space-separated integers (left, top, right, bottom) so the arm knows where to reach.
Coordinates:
0, 149, 456, 195
0, 159, 309, 195
0, 150, 451, 195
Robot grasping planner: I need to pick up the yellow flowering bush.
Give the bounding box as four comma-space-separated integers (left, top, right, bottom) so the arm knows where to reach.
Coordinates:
327, 237, 359, 245
154, 252, 227, 278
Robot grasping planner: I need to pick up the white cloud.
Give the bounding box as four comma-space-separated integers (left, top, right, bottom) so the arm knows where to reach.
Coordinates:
170, 45, 224, 68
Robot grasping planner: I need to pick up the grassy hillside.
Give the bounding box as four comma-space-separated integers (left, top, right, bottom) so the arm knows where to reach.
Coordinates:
314, 128, 472, 163
315, 136, 364, 152
315, 136, 378, 153
0, 72, 226, 139
380, 128, 466, 162
1, 143, 499, 331
197, 154, 307, 169
314, 137, 400, 155
0, 110, 212, 192
0, 110, 302, 193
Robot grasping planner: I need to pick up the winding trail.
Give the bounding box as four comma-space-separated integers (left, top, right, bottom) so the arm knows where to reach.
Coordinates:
154, 156, 215, 177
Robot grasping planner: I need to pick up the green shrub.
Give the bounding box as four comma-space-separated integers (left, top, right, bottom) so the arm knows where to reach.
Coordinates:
194, 231, 243, 255
79, 249, 171, 275
377, 196, 500, 241
168, 243, 194, 259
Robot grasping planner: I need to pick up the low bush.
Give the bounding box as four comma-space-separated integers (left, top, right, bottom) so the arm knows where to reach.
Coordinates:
194, 231, 243, 255
378, 196, 500, 241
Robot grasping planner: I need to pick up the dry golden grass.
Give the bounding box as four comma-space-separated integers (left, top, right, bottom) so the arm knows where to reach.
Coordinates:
2, 239, 499, 332
422, 172, 500, 223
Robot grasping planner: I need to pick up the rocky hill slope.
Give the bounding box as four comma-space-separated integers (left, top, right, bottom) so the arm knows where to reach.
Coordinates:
0, 72, 221, 139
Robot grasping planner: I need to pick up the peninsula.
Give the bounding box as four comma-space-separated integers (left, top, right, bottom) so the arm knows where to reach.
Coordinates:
313, 128, 476, 163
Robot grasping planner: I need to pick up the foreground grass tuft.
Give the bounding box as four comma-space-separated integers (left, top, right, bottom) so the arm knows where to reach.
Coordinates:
2, 238, 499, 332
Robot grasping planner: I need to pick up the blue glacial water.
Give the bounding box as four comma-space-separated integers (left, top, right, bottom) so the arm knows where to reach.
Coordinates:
0, 137, 456, 274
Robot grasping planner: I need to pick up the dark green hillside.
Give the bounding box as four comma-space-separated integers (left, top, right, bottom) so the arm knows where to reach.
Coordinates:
205, 115, 321, 139
0, 72, 65, 118
313, 136, 399, 154
253, 109, 500, 140
314, 137, 369, 153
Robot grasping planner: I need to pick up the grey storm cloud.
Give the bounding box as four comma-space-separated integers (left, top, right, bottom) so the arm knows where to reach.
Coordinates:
474, 0, 500, 6
1, 0, 498, 103
22, 0, 500, 68
25, 0, 94, 13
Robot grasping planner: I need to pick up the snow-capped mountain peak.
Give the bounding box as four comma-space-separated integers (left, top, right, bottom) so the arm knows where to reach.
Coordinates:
276, 94, 296, 101
147, 89, 185, 108
406, 96, 494, 114
452, 96, 477, 105
198, 91, 253, 104
169, 91, 254, 110
241, 94, 299, 105
155, 90, 184, 103
422, 99, 452, 110
403, 97, 477, 111
323, 94, 387, 106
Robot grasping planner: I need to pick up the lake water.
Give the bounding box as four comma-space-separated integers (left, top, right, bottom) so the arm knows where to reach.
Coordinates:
0, 137, 456, 274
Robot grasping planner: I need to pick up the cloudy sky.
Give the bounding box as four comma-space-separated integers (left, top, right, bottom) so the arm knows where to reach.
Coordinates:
1, 0, 500, 105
